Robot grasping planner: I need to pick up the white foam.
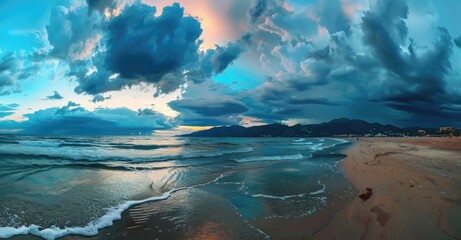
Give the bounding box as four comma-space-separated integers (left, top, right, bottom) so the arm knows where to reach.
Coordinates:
292, 138, 306, 142
309, 138, 349, 151
0, 173, 228, 240
309, 181, 326, 195
0, 144, 254, 163
0, 226, 30, 238
251, 193, 305, 200
291, 142, 313, 145
233, 153, 306, 163
250, 181, 326, 201
332, 138, 349, 144
310, 143, 329, 151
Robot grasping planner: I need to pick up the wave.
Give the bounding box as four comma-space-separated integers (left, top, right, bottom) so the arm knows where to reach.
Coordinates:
292, 138, 306, 142
291, 142, 313, 145
233, 153, 307, 163
309, 181, 326, 195
106, 143, 181, 150
0, 173, 228, 240
251, 193, 305, 200
182, 147, 253, 159
0, 147, 254, 163
307, 139, 349, 151
250, 181, 326, 200
18, 141, 61, 148
333, 138, 350, 144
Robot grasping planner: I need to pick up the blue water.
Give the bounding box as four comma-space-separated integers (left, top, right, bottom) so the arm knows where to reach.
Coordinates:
0, 136, 350, 239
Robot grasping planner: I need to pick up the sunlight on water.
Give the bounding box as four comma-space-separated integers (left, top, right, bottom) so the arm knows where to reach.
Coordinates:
0, 136, 351, 239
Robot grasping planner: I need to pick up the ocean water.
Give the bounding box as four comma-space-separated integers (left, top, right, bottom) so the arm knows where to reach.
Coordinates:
0, 135, 351, 239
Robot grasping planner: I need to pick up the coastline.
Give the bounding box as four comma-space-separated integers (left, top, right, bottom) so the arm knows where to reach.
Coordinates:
313, 137, 461, 239
6, 137, 461, 240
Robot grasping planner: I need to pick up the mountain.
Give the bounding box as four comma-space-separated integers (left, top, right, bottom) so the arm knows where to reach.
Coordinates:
181, 118, 406, 137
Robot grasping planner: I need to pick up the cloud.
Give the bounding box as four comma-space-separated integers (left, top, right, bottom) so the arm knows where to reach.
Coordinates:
169, 96, 248, 117
167, 93, 248, 126
0, 103, 19, 118
360, 0, 456, 119
71, 3, 203, 95
137, 108, 158, 116
86, 0, 116, 13
0, 102, 172, 135
317, 0, 351, 34
223, 0, 461, 127
46, 5, 103, 62
51, 2, 246, 96
46, 91, 64, 100
0, 52, 42, 95
92, 94, 111, 103
454, 35, 461, 48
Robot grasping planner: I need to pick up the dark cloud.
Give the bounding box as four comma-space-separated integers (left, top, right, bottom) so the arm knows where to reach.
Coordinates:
73, 2, 203, 95
361, 0, 455, 120
92, 94, 111, 103
137, 108, 158, 116
249, 0, 267, 23
210, 42, 244, 74
68, 2, 246, 96
169, 97, 248, 117
454, 35, 461, 48
230, 0, 461, 128
104, 3, 201, 83
0, 102, 172, 135
167, 95, 247, 126
46, 91, 64, 100
0, 103, 19, 118
86, 0, 116, 13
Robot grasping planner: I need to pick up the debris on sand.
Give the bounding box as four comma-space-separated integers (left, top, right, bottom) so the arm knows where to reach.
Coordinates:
359, 188, 373, 201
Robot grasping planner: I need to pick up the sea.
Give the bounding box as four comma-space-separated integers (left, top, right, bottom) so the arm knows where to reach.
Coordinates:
0, 135, 353, 239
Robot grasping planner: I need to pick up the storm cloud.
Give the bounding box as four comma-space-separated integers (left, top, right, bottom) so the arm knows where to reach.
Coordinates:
43, 1, 248, 96
2, 0, 461, 132
45, 91, 64, 100
0, 102, 172, 135
227, 0, 461, 127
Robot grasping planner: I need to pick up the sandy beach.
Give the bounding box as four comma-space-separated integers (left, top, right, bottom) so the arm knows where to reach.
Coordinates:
314, 137, 461, 240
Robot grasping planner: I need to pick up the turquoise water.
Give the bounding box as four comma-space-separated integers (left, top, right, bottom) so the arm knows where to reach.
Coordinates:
0, 136, 350, 239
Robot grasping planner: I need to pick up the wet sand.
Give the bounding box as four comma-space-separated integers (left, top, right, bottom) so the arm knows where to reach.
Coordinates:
314, 137, 461, 240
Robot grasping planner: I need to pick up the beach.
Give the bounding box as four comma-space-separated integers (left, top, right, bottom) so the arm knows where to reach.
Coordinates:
2, 136, 461, 239
314, 137, 461, 240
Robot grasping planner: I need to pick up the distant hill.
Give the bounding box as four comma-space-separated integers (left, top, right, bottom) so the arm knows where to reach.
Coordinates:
181, 118, 407, 137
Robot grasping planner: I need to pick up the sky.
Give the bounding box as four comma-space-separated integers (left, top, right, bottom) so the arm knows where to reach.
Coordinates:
0, 0, 461, 135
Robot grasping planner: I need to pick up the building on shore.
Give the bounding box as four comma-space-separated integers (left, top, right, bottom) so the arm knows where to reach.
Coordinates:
439, 127, 455, 133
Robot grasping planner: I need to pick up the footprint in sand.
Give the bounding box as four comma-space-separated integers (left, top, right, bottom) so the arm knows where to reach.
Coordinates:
370, 205, 390, 227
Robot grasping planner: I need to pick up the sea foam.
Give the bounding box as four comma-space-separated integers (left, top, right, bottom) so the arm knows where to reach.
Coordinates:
233, 153, 306, 163
0, 173, 227, 240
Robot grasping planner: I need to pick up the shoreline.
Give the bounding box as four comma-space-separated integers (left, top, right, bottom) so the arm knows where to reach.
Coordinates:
7, 137, 461, 239
313, 137, 461, 239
